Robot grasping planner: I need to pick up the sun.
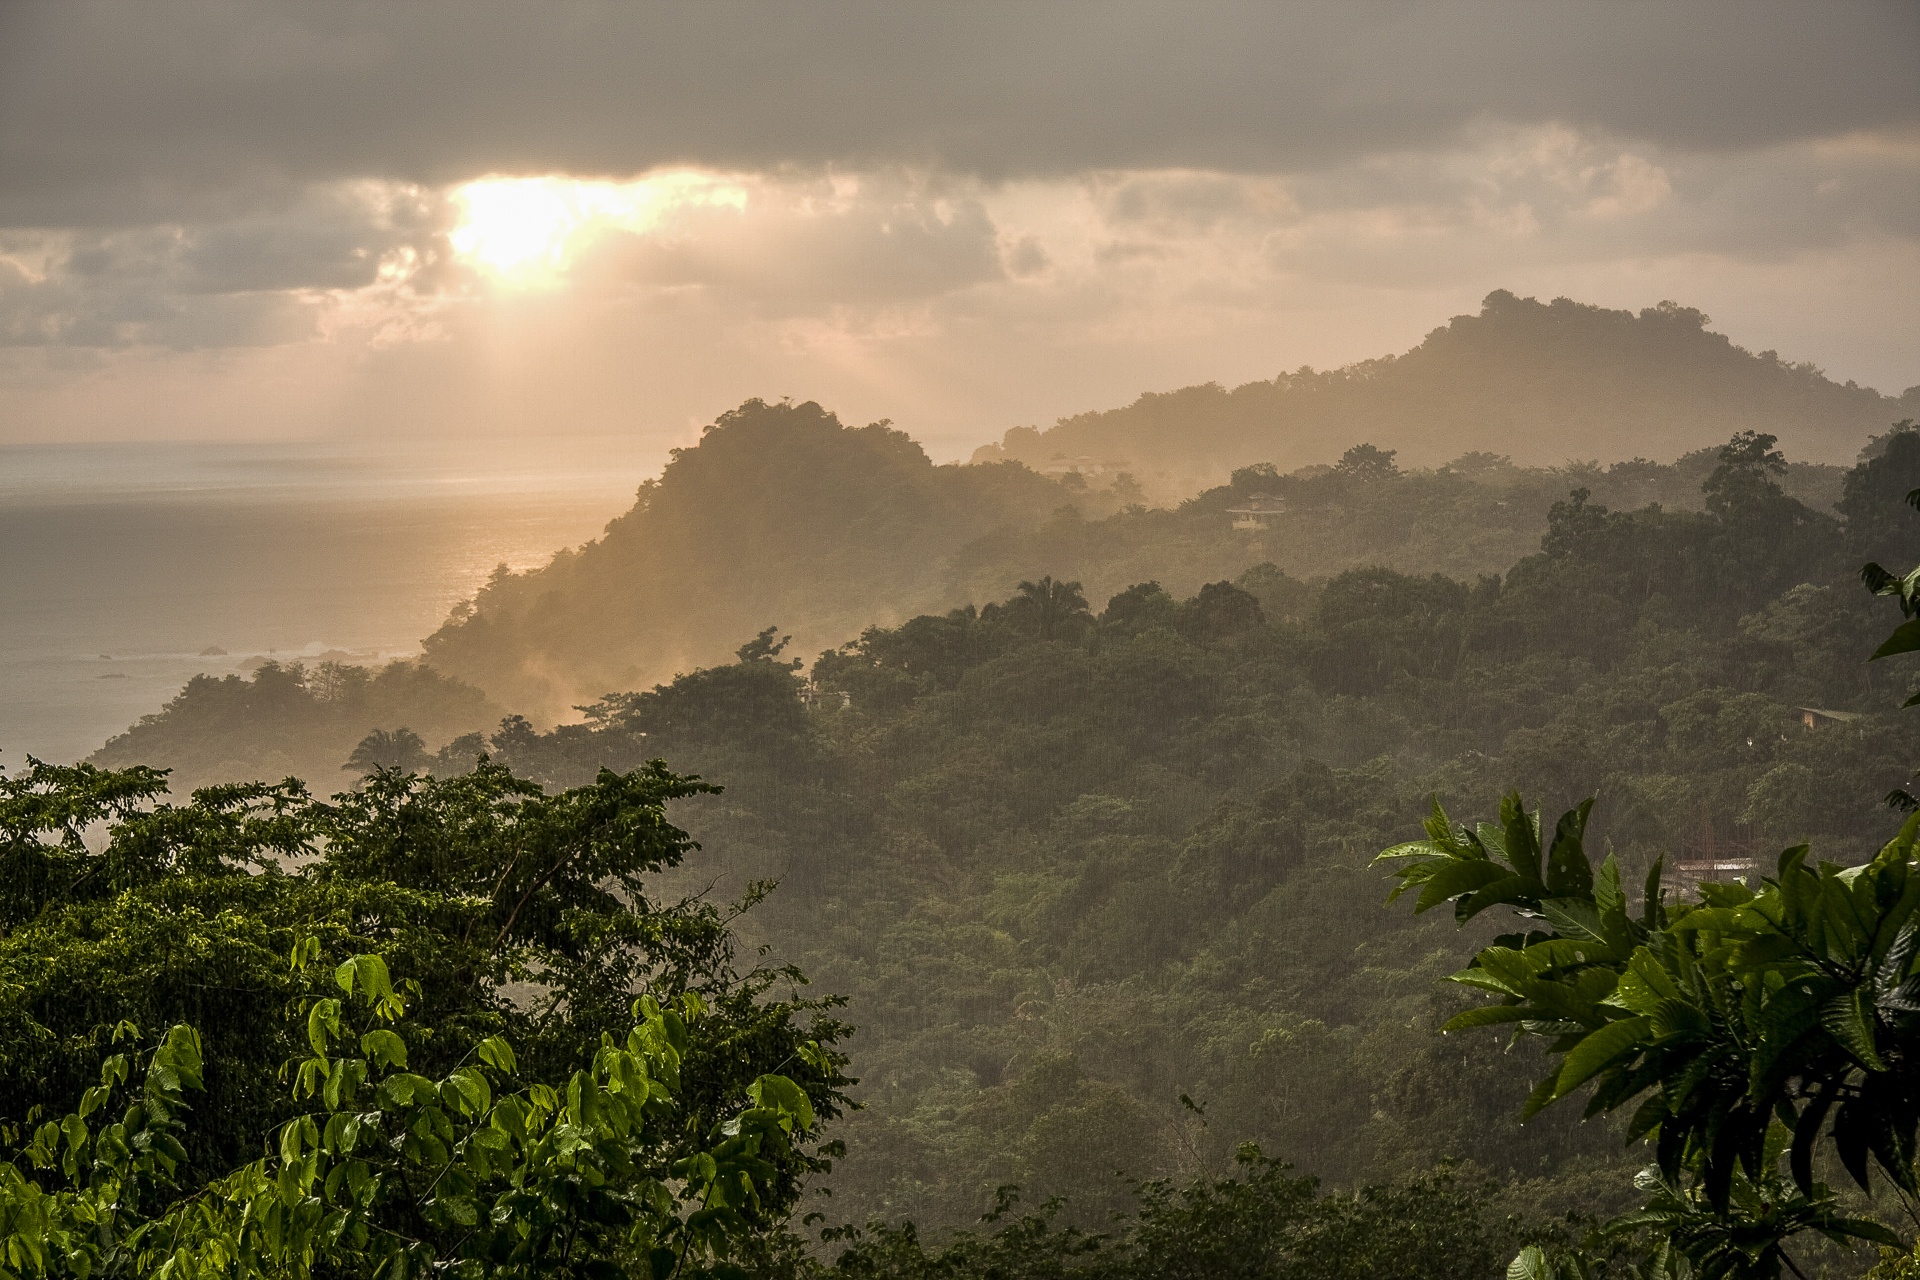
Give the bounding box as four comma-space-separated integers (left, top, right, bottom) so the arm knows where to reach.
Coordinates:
449, 179, 585, 282
449, 173, 749, 285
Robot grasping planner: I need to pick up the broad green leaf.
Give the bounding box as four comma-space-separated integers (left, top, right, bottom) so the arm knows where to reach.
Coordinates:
746, 1074, 815, 1132
1820, 989, 1886, 1070
377, 1073, 436, 1111
1499, 791, 1543, 887
476, 1036, 517, 1075
1872, 618, 1920, 659
1539, 898, 1605, 943
361, 1029, 407, 1070
1605, 950, 1680, 1015
1544, 800, 1594, 898
1554, 1016, 1652, 1099
1520, 938, 1606, 971
1507, 1246, 1552, 1280
307, 999, 341, 1058
336, 954, 395, 1007
1520, 1067, 1562, 1120
444, 1067, 491, 1117
1412, 858, 1509, 914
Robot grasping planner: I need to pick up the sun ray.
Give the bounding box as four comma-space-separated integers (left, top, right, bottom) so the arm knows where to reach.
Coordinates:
449, 173, 749, 285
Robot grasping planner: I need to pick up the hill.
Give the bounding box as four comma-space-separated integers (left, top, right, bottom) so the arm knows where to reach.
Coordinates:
415, 391, 1853, 719
419, 399, 1080, 719
970, 291, 1920, 497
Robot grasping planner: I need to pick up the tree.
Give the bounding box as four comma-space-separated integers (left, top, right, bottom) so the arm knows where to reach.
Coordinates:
1307, 567, 1471, 692
1179, 581, 1264, 642
0, 951, 822, 1279
0, 757, 850, 1225
1333, 444, 1398, 481
736, 625, 802, 669
1005, 577, 1092, 642
1701, 430, 1787, 520
1230, 461, 1281, 491
1379, 793, 1900, 1278
1541, 488, 1618, 560
342, 727, 430, 775
1841, 422, 1920, 567
818, 1150, 1522, 1280
1099, 583, 1179, 637
1699, 432, 1838, 612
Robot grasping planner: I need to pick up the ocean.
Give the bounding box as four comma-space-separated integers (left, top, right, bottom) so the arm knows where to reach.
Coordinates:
0, 442, 638, 768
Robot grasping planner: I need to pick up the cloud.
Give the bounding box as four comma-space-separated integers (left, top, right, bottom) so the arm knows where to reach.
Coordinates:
579, 174, 1005, 315
0, 183, 445, 348
0, 3, 1914, 450
4, 119, 1915, 365
1, 1, 1915, 227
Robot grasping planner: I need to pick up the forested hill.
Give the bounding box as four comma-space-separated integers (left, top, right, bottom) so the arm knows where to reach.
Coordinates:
376, 429, 1920, 1238
77, 425, 1920, 1263
415, 392, 1853, 721
420, 400, 1078, 719
971, 291, 1920, 497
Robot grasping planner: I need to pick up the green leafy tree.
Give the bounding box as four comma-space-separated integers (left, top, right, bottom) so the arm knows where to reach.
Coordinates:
819, 1150, 1522, 1280
1701, 431, 1788, 521
0, 951, 821, 1279
0, 757, 850, 1225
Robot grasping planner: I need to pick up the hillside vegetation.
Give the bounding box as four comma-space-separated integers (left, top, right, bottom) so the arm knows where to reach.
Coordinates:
91, 658, 502, 791
418, 400, 1081, 719
99, 426, 1920, 1261
410, 393, 1852, 721
448, 427, 1920, 1240
972, 291, 1920, 497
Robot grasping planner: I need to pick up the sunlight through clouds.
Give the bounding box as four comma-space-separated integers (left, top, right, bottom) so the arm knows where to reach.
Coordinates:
449, 173, 749, 285
2, 125, 1915, 454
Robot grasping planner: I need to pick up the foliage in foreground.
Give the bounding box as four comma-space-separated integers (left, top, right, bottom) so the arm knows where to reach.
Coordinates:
0, 949, 820, 1279
1382, 794, 1904, 1278
0, 754, 850, 1277
0, 758, 1567, 1280
1377, 487, 1920, 1278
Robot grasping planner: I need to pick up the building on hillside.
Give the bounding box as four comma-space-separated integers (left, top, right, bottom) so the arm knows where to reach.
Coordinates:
1226, 493, 1286, 532
800, 681, 852, 710
1795, 706, 1860, 731
1667, 815, 1758, 895
1668, 854, 1759, 895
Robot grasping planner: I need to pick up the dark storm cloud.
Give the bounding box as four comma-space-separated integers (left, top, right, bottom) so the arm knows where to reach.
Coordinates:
1, 0, 1915, 226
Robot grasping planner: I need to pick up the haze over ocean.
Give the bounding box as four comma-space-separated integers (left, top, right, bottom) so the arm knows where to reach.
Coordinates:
0, 442, 631, 767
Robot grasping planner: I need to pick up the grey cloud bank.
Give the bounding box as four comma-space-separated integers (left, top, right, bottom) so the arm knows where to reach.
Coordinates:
3, 1, 1915, 223
0, 1, 1914, 455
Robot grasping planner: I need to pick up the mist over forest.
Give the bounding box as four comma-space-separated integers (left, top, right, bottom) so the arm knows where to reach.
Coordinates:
10, 279, 1905, 1277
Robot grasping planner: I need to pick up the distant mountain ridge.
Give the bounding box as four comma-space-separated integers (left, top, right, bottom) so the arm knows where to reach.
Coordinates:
971, 291, 1920, 497
362, 292, 1919, 720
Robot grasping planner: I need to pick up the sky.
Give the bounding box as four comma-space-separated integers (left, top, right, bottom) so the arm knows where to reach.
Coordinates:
1, 1, 1917, 467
